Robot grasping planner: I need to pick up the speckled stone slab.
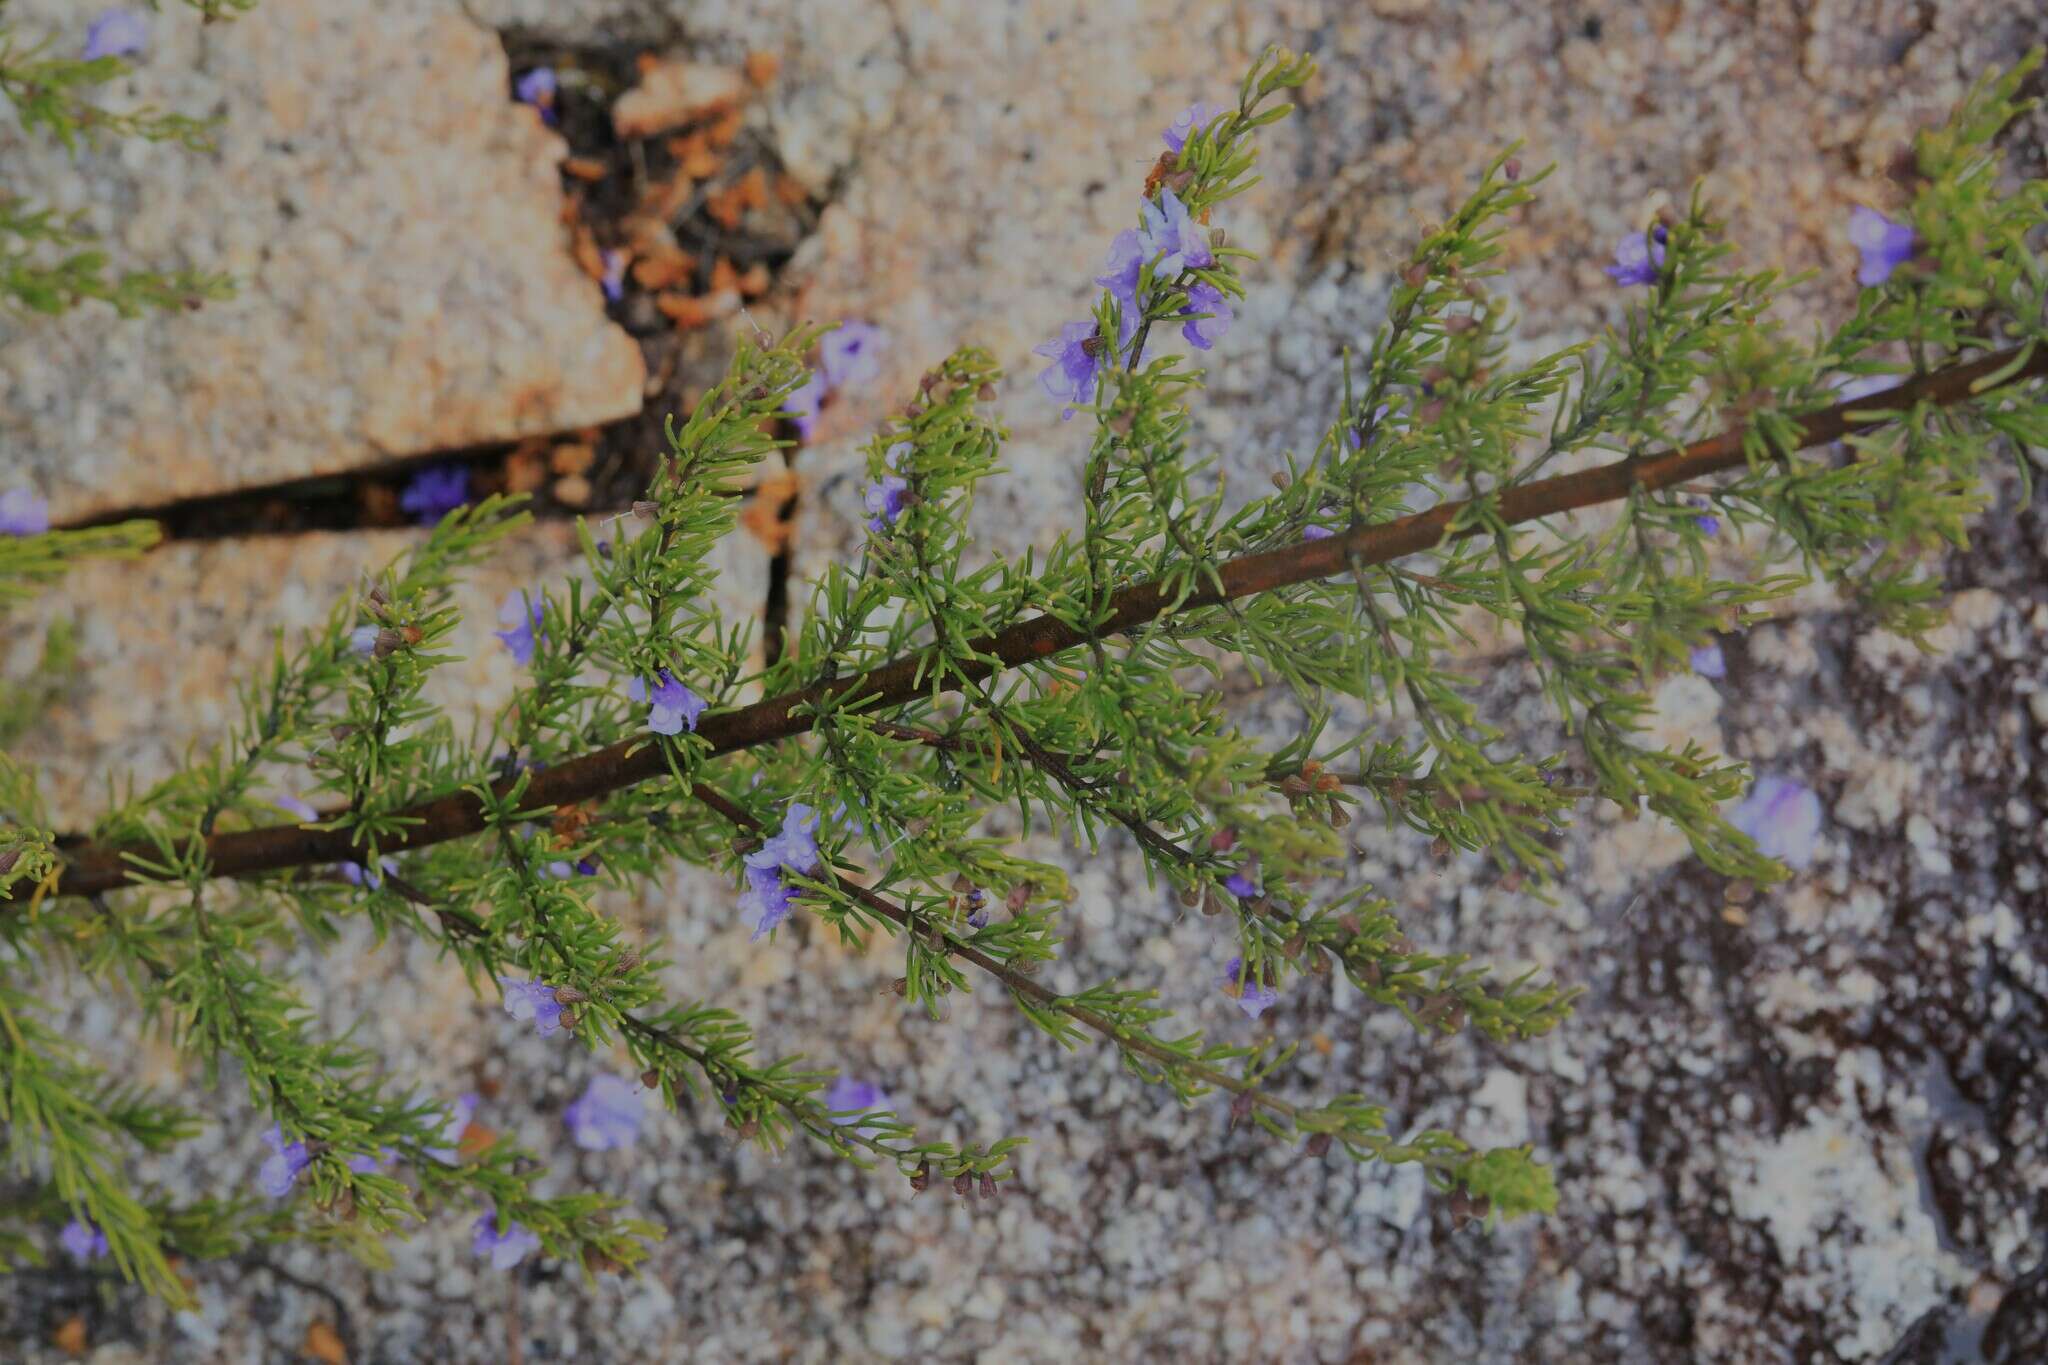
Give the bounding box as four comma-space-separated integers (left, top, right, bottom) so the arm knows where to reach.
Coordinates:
0, 0, 644, 525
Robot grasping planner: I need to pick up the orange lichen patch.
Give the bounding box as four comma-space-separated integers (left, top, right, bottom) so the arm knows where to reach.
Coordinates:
638, 174, 694, 221
672, 132, 722, 181
457, 1121, 499, 1161
549, 442, 595, 476
656, 291, 738, 330
553, 473, 592, 507
737, 262, 771, 297
775, 173, 809, 207
709, 257, 740, 294
504, 442, 549, 495
745, 51, 780, 87
571, 227, 606, 283
303, 1321, 349, 1365
562, 155, 609, 182
705, 108, 744, 151
53, 1317, 87, 1358
705, 183, 748, 231
631, 249, 695, 291
739, 466, 799, 553
735, 166, 770, 212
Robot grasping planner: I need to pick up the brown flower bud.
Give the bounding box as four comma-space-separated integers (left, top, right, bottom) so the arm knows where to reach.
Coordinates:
329, 724, 356, 743
737, 1119, 760, 1141
904, 817, 932, 838
553, 985, 586, 1005
1430, 835, 1452, 860
1178, 887, 1202, 908
1270, 470, 1291, 489
1208, 827, 1238, 853
1443, 314, 1476, 334
1201, 890, 1227, 917
904, 402, 925, 420
1387, 778, 1410, 801
910, 1161, 931, 1193
1006, 883, 1032, 912
613, 948, 642, 975
584, 1248, 623, 1276
976, 383, 997, 402
952, 1171, 975, 1198
978, 1171, 999, 1200
1305, 1132, 1334, 1158
367, 584, 389, 607
1401, 263, 1429, 289
891, 976, 909, 997
1502, 157, 1521, 181
0, 848, 19, 877
1280, 775, 1311, 798
1228, 1091, 1256, 1129
641, 1068, 661, 1089
632, 500, 660, 520
372, 628, 406, 659
1417, 399, 1445, 424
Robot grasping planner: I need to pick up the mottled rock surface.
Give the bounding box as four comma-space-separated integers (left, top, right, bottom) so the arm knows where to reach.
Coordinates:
5, 1, 2048, 1362
0, 0, 644, 525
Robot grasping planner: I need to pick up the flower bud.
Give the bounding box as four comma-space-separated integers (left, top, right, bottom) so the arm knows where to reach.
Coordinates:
1430, 835, 1452, 860
1280, 775, 1311, 798
978, 1171, 999, 1200
0, 848, 19, 877
553, 985, 586, 1005
1271, 470, 1291, 489
1502, 157, 1521, 181
977, 383, 996, 402
1443, 314, 1476, 335
1228, 1091, 1255, 1128
1006, 883, 1032, 912
632, 500, 660, 520
910, 1161, 931, 1193
641, 1068, 661, 1089
1208, 827, 1238, 852
952, 1171, 975, 1198
1401, 263, 1428, 289
1305, 1132, 1333, 1158
371, 628, 406, 659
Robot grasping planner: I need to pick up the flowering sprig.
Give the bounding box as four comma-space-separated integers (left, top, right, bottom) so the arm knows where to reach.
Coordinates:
6, 46, 2048, 1300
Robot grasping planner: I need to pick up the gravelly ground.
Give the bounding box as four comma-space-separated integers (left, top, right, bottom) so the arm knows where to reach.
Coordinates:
5, 0, 2048, 1361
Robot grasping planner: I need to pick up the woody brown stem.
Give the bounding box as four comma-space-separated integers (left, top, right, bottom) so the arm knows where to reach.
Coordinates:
13, 342, 2042, 905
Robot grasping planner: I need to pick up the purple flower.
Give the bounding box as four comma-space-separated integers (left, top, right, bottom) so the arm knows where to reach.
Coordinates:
1690, 643, 1726, 679
599, 249, 626, 302
472, 1212, 541, 1270
1033, 321, 1106, 418
820, 322, 887, 390
784, 371, 825, 441
346, 1149, 394, 1175
628, 670, 706, 736
1092, 231, 1148, 348
1224, 871, 1258, 898
399, 465, 469, 526
514, 68, 558, 125
82, 9, 148, 62
565, 1074, 644, 1151
740, 803, 822, 940
258, 1125, 312, 1198
503, 978, 565, 1038
1302, 525, 1335, 542
494, 591, 545, 666
864, 443, 912, 534
1218, 956, 1280, 1020
348, 624, 380, 657
1686, 496, 1720, 536
965, 889, 988, 929
1162, 100, 1225, 153
1180, 280, 1233, 350
340, 855, 397, 890
425, 1093, 479, 1163
1848, 207, 1916, 287
274, 794, 320, 823
1729, 774, 1824, 870
0, 488, 49, 536
1604, 224, 1668, 287
1140, 187, 1212, 275
740, 862, 796, 940
824, 1076, 886, 1116
59, 1218, 109, 1265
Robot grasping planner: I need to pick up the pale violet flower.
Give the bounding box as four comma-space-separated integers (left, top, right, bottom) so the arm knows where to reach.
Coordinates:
1218, 956, 1280, 1020
59, 1218, 109, 1265
1729, 774, 1823, 869
0, 488, 49, 536
1605, 224, 1668, 287
82, 9, 148, 62
565, 1074, 644, 1151
1139, 187, 1212, 275
473, 1212, 541, 1269
503, 978, 565, 1037
1033, 321, 1106, 418
1690, 643, 1727, 678
258, 1125, 311, 1197
1162, 100, 1224, 153
494, 591, 545, 666
629, 670, 706, 736
425, 1093, 479, 1163
1848, 206, 1916, 286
